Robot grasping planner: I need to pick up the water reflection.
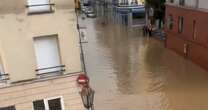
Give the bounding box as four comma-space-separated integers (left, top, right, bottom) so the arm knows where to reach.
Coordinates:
82, 6, 208, 110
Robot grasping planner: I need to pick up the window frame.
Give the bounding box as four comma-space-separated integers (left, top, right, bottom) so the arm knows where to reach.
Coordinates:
170, 0, 174, 3
179, 0, 185, 6
33, 96, 65, 110
26, 0, 55, 15
0, 106, 16, 110
167, 14, 174, 30
193, 20, 197, 39
33, 34, 65, 76
178, 16, 184, 33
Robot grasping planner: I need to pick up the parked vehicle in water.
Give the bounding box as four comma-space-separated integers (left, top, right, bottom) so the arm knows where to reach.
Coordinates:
86, 12, 96, 18
85, 7, 94, 14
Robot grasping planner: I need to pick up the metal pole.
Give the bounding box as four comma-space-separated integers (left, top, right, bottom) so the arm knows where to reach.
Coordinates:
75, 11, 87, 74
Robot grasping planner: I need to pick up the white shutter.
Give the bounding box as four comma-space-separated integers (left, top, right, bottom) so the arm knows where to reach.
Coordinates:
34, 36, 61, 74
0, 58, 5, 80
0, 63, 4, 75
27, 0, 51, 13
0, 57, 4, 75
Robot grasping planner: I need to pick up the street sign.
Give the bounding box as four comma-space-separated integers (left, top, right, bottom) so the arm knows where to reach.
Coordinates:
77, 74, 89, 86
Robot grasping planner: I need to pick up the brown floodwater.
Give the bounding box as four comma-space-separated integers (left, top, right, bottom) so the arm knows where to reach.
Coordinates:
80, 7, 208, 110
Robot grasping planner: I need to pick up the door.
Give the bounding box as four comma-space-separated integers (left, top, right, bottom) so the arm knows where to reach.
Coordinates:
34, 36, 61, 74
27, 0, 51, 13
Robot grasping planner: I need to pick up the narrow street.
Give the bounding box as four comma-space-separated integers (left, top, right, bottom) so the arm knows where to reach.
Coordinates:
79, 6, 208, 110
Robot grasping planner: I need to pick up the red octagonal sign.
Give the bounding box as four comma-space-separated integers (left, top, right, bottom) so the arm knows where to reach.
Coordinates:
77, 74, 89, 86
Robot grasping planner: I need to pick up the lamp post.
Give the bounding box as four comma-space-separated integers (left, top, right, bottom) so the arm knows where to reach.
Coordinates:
75, 6, 95, 110
80, 87, 95, 110
77, 74, 95, 110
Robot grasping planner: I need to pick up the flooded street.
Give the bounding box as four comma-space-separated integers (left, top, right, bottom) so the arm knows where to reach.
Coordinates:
80, 6, 208, 110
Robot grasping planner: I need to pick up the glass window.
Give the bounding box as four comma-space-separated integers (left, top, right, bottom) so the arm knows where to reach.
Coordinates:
33, 97, 64, 110
193, 20, 197, 39
48, 98, 62, 110
167, 15, 174, 30
33, 100, 45, 110
170, 0, 174, 3
179, 0, 185, 6
27, 0, 53, 14
178, 16, 184, 33
0, 106, 15, 110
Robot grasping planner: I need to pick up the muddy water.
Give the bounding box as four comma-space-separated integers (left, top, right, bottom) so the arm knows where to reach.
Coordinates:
81, 7, 208, 110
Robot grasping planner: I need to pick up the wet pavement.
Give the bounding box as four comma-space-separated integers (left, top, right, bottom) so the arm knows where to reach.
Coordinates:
79, 6, 208, 110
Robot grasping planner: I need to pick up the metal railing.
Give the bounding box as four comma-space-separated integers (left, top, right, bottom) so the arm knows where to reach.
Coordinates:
36, 65, 66, 76
26, 3, 55, 8
0, 73, 9, 81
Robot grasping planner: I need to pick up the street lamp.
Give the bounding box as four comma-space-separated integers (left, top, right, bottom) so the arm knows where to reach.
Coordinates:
80, 87, 95, 110
77, 74, 95, 110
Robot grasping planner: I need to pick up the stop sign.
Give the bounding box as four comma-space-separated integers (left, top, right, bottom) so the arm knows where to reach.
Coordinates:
77, 74, 89, 86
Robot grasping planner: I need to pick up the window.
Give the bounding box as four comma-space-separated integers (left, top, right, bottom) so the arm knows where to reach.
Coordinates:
170, 0, 174, 3
167, 15, 174, 30
132, 8, 145, 26
33, 97, 64, 110
178, 16, 184, 33
27, 0, 54, 14
193, 20, 197, 39
0, 106, 15, 110
179, 0, 185, 6
34, 35, 64, 75
0, 56, 8, 81
0, 56, 4, 76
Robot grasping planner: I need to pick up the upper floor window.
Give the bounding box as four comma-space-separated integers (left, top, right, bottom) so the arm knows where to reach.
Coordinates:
178, 16, 184, 33
179, 0, 185, 6
27, 0, 54, 14
33, 35, 65, 76
170, 0, 174, 3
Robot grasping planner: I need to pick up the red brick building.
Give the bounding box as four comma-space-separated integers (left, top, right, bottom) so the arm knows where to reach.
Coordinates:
165, 0, 208, 70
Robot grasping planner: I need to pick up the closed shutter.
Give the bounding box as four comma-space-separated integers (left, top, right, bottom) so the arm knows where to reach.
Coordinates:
34, 36, 61, 74
27, 0, 51, 13
0, 59, 4, 75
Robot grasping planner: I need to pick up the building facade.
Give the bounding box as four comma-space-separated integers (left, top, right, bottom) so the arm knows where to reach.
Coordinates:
165, 0, 208, 70
0, 0, 84, 110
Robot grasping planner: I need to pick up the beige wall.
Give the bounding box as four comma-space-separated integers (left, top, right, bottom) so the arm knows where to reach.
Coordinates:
0, 0, 82, 82
0, 75, 84, 110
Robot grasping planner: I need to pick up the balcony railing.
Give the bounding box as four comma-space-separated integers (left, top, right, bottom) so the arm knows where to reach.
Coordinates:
36, 65, 66, 77
0, 74, 9, 81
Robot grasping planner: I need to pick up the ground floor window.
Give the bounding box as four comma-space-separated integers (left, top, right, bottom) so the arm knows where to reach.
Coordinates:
132, 8, 145, 26
178, 16, 184, 33
167, 15, 173, 30
33, 96, 64, 110
0, 106, 15, 110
